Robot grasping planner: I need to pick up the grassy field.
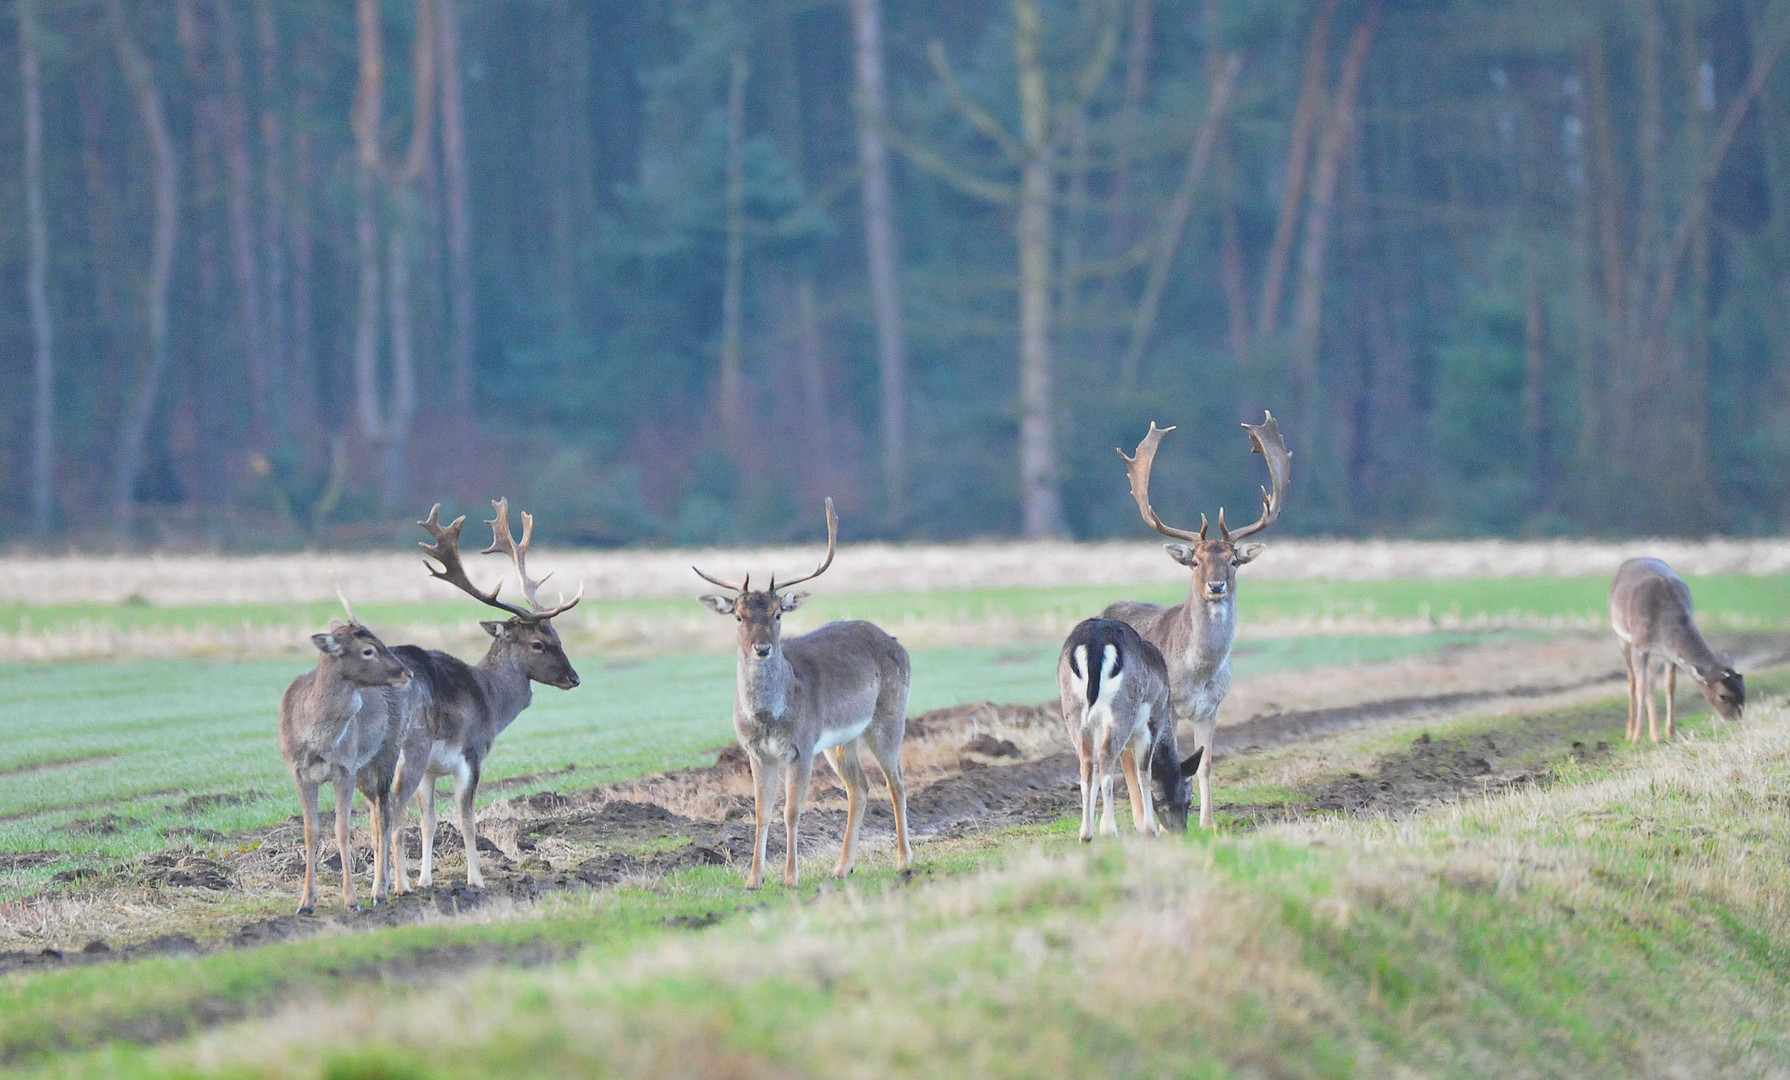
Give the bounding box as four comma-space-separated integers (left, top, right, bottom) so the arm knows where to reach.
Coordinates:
1, 682, 1786, 1076
0, 632, 1502, 899
3, 572, 1786, 654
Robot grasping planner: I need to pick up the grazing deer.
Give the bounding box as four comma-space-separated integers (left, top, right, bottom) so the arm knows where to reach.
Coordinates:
386, 500, 583, 891
278, 607, 413, 914
695, 498, 913, 889
1052, 619, 1195, 841
1104, 412, 1292, 830
1610, 557, 1745, 741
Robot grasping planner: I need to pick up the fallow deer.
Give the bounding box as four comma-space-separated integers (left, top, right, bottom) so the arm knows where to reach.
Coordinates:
386, 500, 583, 891
278, 605, 413, 914
1104, 412, 1292, 830
1058, 617, 1186, 841
1610, 556, 1745, 741
695, 498, 913, 889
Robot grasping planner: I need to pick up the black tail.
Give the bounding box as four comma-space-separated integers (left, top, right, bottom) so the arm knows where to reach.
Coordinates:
1067, 618, 1129, 711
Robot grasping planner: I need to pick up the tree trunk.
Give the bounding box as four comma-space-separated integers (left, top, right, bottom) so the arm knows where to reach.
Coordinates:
352, 0, 387, 449
1119, 54, 1240, 382
795, 277, 832, 484
1258, 0, 1339, 339
1290, 4, 1377, 457
105, 0, 179, 538
848, 0, 910, 513
1013, 0, 1065, 538
719, 52, 748, 459
1584, 30, 1628, 463
214, 0, 270, 447
287, 29, 319, 446
76, 64, 124, 370
254, 0, 288, 440
18, 0, 54, 536
437, 0, 476, 419
1681, 0, 1710, 493
1106, 0, 1153, 238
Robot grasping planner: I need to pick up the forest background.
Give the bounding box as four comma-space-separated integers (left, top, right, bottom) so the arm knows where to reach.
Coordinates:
3, 0, 1788, 549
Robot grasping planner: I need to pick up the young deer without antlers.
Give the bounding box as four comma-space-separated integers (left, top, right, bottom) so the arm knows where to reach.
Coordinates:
1610, 557, 1745, 742
1058, 617, 1200, 841
278, 603, 413, 914
385, 499, 583, 891
1104, 412, 1292, 830
695, 498, 913, 889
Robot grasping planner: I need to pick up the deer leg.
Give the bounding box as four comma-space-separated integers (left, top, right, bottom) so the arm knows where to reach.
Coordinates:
783, 753, 814, 888
862, 733, 912, 870
365, 787, 386, 903
1194, 716, 1218, 830
1622, 644, 1639, 741
417, 778, 438, 887
387, 751, 426, 894
1075, 738, 1096, 842
1643, 657, 1661, 743
333, 776, 359, 911
453, 758, 483, 888
1665, 664, 1677, 740
1121, 734, 1156, 836
296, 781, 321, 915
824, 744, 869, 879
746, 754, 778, 890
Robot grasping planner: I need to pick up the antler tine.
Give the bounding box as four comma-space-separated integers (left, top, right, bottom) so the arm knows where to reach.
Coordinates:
331, 576, 359, 625
1116, 423, 1204, 543
770, 497, 838, 592
481, 497, 583, 620
1224, 411, 1293, 541
418, 503, 534, 619
692, 565, 747, 593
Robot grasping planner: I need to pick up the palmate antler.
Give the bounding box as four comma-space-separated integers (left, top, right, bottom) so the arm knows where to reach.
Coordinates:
692, 498, 838, 595
484, 498, 583, 619
1118, 412, 1292, 543
419, 502, 581, 622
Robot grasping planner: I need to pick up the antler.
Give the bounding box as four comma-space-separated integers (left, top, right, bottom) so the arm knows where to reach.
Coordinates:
418, 503, 534, 620
769, 498, 837, 592
1117, 423, 1205, 543
331, 576, 359, 625
1220, 411, 1293, 541
482, 497, 583, 620
689, 498, 837, 595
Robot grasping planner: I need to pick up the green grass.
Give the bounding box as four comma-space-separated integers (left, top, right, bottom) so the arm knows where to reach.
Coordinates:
15, 696, 1790, 1077
0, 632, 1498, 896
4, 573, 1786, 644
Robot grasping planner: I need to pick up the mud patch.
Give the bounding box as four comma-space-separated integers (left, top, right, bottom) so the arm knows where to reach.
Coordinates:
0, 850, 64, 872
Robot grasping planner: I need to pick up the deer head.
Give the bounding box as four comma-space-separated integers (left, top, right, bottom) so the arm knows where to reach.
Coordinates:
1698, 664, 1745, 720
1152, 745, 1204, 832
1118, 412, 1292, 604
694, 498, 837, 660
311, 621, 412, 689
418, 499, 582, 690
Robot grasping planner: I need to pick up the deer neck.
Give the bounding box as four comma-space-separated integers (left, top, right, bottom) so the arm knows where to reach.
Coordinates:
736, 646, 794, 722
302, 665, 368, 749
1176, 587, 1237, 672
474, 642, 536, 733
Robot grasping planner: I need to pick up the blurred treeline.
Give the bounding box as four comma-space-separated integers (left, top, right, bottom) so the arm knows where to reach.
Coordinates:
2, 0, 1788, 548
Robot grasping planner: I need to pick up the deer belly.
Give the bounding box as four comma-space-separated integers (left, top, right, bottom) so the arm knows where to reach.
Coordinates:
424, 741, 466, 778
814, 715, 874, 752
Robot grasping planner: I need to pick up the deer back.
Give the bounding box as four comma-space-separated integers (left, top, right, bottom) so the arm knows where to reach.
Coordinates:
389, 644, 510, 764
1610, 558, 1724, 671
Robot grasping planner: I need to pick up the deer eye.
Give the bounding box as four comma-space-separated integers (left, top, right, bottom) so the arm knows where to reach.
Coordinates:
361, 647, 375, 659
530, 641, 543, 652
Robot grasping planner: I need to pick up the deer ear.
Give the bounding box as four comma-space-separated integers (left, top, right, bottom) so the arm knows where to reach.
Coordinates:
1180, 747, 1204, 776
312, 633, 343, 655
481, 620, 511, 639
1235, 543, 1265, 564
698, 594, 736, 615
779, 592, 810, 612
1164, 543, 1197, 567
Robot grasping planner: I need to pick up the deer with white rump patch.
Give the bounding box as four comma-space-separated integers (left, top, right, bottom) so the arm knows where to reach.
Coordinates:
695, 498, 913, 889
1058, 617, 1200, 840
385, 499, 583, 891
1610, 556, 1745, 741
278, 594, 413, 914
1104, 412, 1292, 830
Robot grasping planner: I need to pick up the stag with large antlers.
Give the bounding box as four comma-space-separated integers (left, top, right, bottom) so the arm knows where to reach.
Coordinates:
694, 498, 913, 889
383, 499, 583, 892
1103, 412, 1292, 830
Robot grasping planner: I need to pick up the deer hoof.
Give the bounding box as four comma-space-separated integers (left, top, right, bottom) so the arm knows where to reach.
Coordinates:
295, 905, 313, 916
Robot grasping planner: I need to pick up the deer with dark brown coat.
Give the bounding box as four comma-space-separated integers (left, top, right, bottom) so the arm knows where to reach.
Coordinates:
1610, 557, 1745, 741
278, 607, 413, 914
1104, 413, 1292, 830
695, 499, 913, 889
385, 500, 583, 892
